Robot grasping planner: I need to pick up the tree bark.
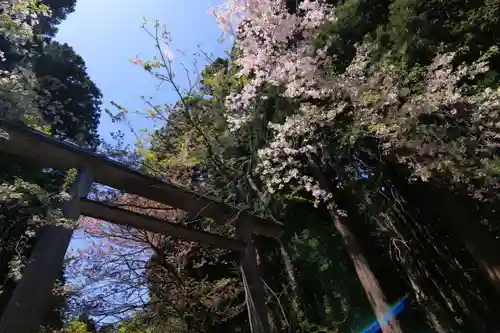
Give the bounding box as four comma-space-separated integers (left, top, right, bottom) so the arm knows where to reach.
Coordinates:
436, 191, 500, 298
327, 206, 405, 333
306, 156, 405, 333
395, 178, 500, 300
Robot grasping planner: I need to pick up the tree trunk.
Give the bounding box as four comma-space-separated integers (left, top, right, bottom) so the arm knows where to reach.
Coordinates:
383, 165, 500, 331
435, 190, 500, 298
306, 156, 405, 333
327, 205, 405, 333
334, 186, 435, 333
397, 179, 500, 299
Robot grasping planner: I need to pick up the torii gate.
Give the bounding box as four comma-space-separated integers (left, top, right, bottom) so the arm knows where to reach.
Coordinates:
0, 119, 282, 333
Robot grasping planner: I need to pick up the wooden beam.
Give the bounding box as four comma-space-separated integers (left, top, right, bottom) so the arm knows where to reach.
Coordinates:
0, 119, 283, 238
80, 199, 245, 251
0, 168, 93, 333
236, 223, 271, 333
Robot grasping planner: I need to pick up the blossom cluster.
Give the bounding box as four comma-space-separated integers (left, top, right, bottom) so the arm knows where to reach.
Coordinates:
214, 0, 335, 130
213, 0, 499, 204
208, 0, 247, 36
255, 103, 347, 202
211, 0, 339, 202
340, 44, 500, 192
256, 43, 499, 201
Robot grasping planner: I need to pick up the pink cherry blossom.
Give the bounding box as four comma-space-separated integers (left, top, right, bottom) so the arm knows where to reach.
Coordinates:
212, 0, 335, 130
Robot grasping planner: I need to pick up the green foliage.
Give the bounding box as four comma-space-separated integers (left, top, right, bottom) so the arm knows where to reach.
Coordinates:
313, 0, 500, 85
376, 0, 500, 66
65, 319, 93, 333
313, 0, 391, 71
64, 0, 500, 332
32, 41, 102, 148
38, 0, 77, 36
113, 313, 187, 333
0, 1, 101, 332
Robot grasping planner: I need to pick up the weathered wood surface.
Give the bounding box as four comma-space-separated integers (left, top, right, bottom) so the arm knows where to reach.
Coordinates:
80, 199, 245, 250
0, 119, 282, 238
0, 169, 93, 333
236, 223, 271, 333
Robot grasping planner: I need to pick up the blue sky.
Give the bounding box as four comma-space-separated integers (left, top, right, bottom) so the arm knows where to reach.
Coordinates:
55, 0, 232, 298
56, 0, 231, 146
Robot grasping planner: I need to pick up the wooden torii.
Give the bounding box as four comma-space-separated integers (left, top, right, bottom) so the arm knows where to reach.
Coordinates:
0, 119, 282, 333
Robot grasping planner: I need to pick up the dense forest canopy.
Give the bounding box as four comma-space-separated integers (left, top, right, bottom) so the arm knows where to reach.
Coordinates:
1, 0, 500, 332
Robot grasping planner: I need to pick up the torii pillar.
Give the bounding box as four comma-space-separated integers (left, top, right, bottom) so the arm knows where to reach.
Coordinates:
0, 168, 93, 333
236, 221, 271, 333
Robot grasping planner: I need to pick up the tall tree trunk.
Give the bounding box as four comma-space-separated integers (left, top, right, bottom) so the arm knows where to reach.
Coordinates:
383, 165, 500, 331
307, 156, 405, 333
396, 178, 500, 300
434, 189, 500, 298
327, 205, 404, 333
335, 186, 435, 333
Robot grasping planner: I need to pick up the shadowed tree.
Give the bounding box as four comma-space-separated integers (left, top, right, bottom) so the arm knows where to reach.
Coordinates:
32, 41, 102, 148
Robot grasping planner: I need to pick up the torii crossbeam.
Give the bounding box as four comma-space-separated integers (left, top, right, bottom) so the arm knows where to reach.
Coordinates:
0, 119, 282, 333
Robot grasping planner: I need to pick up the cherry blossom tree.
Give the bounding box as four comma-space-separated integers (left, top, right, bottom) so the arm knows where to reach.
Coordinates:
207, 0, 500, 331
